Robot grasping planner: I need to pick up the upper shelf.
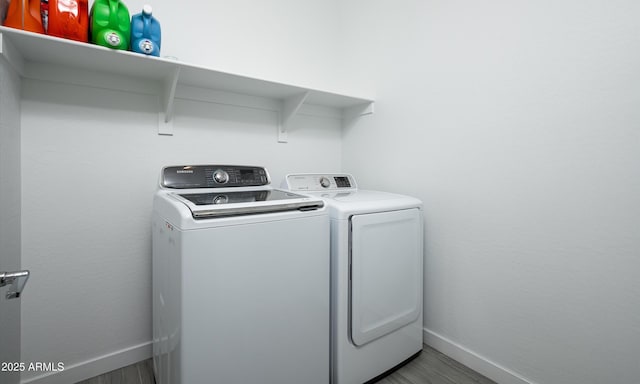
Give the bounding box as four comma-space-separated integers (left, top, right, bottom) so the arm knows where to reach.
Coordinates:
0, 26, 374, 142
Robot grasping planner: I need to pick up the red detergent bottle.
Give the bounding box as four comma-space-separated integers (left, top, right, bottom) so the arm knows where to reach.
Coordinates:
3, 0, 45, 34
44, 0, 89, 42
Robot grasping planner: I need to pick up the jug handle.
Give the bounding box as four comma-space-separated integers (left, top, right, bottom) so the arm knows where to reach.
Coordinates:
108, 0, 119, 29
142, 13, 150, 36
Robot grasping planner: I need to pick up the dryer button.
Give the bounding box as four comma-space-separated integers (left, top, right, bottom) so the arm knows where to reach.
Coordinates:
319, 177, 331, 188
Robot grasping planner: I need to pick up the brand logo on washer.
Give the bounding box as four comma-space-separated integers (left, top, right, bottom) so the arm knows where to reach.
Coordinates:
177, 170, 193, 174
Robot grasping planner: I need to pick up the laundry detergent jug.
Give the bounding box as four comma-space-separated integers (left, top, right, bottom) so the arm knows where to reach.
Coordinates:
1, 0, 10, 24
130, 4, 160, 56
45, 0, 89, 42
3, 0, 45, 34
90, 0, 130, 50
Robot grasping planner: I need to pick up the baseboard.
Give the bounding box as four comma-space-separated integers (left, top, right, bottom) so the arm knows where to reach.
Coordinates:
423, 328, 536, 384
20, 331, 531, 384
20, 341, 152, 384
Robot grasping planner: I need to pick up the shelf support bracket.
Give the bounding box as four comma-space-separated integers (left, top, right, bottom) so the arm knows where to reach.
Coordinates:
341, 101, 375, 130
278, 91, 309, 143
343, 101, 375, 119
158, 66, 180, 136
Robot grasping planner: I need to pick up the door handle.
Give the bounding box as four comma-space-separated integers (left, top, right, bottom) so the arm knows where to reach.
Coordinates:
0, 270, 30, 299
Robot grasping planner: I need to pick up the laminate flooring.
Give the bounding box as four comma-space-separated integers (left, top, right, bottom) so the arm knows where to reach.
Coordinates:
75, 345, 496, 384
75, 359, 154, 384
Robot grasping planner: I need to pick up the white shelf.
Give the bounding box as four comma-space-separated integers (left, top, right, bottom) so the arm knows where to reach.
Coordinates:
0, 26, 374, 142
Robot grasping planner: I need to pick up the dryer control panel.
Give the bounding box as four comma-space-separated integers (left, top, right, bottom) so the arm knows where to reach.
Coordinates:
284, 173, 357, 192
161, 165, 270, 189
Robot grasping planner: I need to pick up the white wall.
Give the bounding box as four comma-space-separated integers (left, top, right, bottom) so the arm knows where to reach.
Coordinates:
340, 1, 640, 384
15, 1, 640, 383
18, 1, 345, 382
0, 48, 22, 384
125, 0, 345, 93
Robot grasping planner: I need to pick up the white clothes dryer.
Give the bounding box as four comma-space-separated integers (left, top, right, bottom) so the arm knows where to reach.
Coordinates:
284, 174, 424, 384
152, 165, 330, 384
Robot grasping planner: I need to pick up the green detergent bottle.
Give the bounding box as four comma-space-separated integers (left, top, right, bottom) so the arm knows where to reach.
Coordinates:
90, 0, 131, 50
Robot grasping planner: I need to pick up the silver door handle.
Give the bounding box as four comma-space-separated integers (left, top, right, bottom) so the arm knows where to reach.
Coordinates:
0, 270, 30, 299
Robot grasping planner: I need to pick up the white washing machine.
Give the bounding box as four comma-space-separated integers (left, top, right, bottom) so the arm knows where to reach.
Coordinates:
284, 173, 424, 384
152, 165, 330, 384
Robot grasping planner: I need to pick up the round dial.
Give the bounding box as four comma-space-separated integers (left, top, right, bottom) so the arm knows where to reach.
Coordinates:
213, 170, 229, 184
319, 176, 331, 188
212, 195, 228, 204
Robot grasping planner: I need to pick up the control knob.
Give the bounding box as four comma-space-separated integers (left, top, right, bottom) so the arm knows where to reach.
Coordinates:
319, 176, 331, 188
212, 195, 228, 204
213, 170, 229, 184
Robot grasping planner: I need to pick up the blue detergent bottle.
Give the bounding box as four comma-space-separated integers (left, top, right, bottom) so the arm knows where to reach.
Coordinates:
130, 4, 161, 56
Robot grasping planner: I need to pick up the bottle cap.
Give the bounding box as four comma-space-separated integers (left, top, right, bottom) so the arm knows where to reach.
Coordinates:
143, 4, 152, 15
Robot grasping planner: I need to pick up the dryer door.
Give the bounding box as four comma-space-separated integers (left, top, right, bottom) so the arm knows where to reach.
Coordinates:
349, 208, 423, 347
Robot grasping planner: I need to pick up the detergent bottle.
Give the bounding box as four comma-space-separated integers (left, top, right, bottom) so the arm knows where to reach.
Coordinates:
130, 4, 160, 56
1, 0, 11, 25
3, 0, 45, 34
45, 0, 89, 42
90, 0, 130, 50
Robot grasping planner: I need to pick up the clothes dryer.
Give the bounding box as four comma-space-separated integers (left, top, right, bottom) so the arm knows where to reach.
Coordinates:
153, 165, 330, 384
284, 174, 424, 384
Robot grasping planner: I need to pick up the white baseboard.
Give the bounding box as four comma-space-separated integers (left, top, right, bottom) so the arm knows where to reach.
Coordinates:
423, 328, 536, 384
20, 331, 531, 384
20, 341, 152, 384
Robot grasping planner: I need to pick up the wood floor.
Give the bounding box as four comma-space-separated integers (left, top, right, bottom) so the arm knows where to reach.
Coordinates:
75, 359, 154, 384
375, 345, 496, 384
75, 345, 496, 384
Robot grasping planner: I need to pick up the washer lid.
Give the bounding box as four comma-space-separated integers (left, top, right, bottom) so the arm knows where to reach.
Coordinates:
170, 189, 324, 219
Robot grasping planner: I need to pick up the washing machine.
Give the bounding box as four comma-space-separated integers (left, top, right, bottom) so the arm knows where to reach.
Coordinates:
152, 165, 330, 384
284, 173, 424, 384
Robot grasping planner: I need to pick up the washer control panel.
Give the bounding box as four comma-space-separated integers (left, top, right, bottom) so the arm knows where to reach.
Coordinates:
284, 173, 357, 192
162, 165, 270, 189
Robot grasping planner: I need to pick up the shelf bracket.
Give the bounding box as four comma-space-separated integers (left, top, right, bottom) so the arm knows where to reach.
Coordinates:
343, 101, 375, 119
0, 32, 25, 77
278, 91, 309, 143
158, 66, 180, 136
